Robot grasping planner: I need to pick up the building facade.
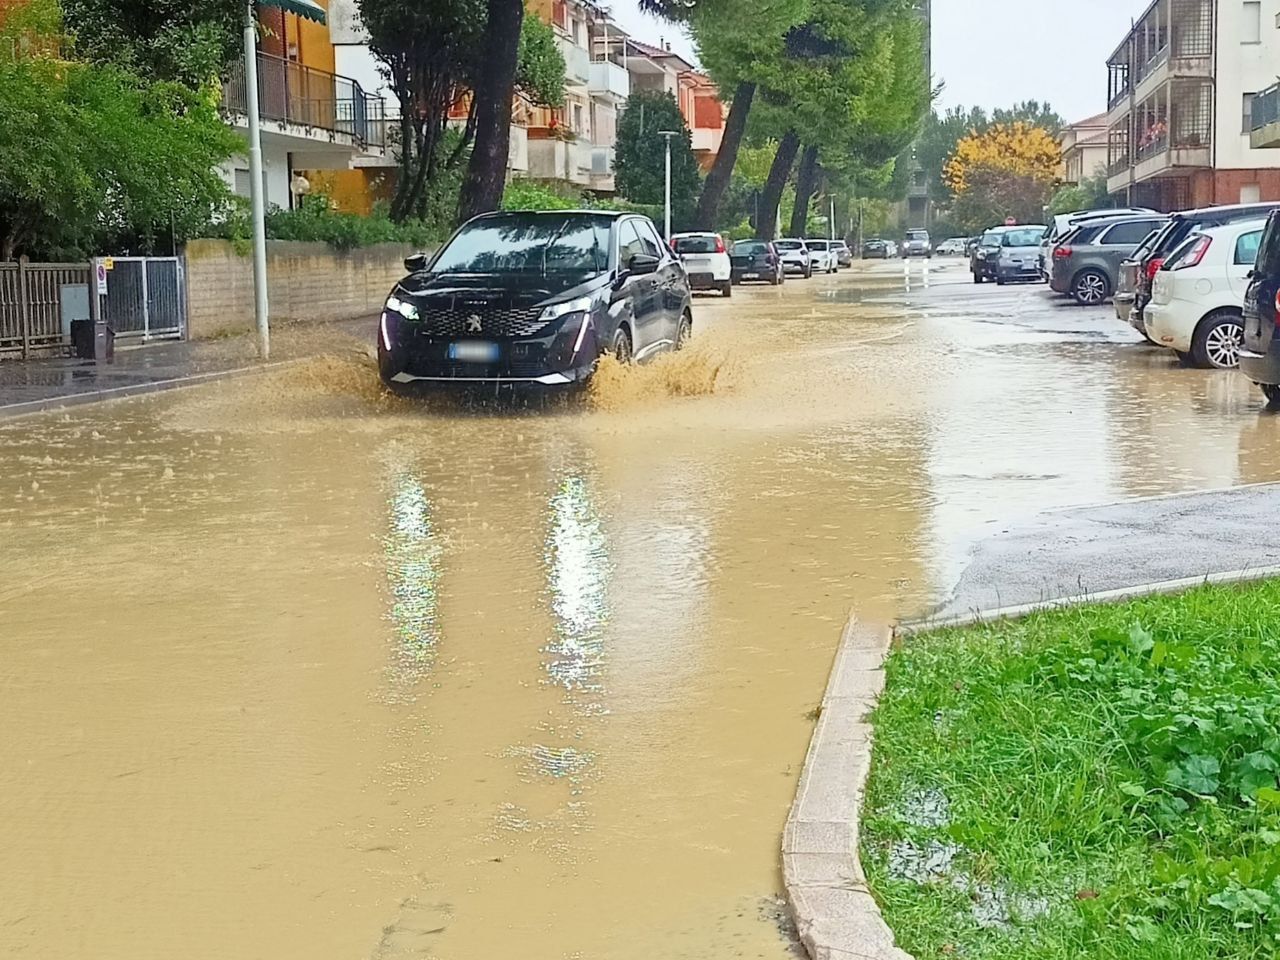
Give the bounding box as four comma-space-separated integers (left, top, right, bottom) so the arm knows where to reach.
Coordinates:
1059, 112, 1110, 184
1106, 0, 1280, 210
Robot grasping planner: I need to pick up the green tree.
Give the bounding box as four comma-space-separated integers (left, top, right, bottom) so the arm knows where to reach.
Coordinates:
0, 1, 237, 259
613, 90, 701, 228
1047, 175, 1111, 215
61, 0, 243, 86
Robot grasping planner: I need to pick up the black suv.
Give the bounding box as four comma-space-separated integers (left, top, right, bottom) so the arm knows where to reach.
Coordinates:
377, 211, 692, 390
1241, 209, 1280, 404
1123, 202, 1280, 338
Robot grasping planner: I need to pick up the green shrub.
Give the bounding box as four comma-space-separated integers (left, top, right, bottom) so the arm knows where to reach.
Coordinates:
205, 194, 443, 252
501, 179, 585, 211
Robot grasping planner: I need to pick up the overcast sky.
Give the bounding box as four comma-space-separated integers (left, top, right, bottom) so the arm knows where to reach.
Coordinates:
610, 0, 1148, 124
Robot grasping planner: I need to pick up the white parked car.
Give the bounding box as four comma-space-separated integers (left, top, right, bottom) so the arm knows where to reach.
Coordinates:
805, 239, 839, 274
774, 238, 814, 278
1144, 218, 1267, 368
935, 237, 968, 256
883, 240, 899, 258
670, 232, 733, 296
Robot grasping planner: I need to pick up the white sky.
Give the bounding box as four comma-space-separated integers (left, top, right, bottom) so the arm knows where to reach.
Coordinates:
609, 0, 1150, 124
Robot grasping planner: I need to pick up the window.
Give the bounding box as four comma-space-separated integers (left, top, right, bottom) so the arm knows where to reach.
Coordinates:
572, 103, 584, 135
1102, 220, 1164, 245
675, 236, 719, 254
233, 168, 267, 204
430, 213, 612, 275
1241, 183, 1262, 203
1244, 93, 1257, 133
635, 219, 665, 257
1243, 1, 1262, 43
1235, 229, 1263, 265
619, 221, 647, 265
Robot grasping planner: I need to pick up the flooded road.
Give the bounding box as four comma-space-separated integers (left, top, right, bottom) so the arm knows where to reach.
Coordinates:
4, 260, 1280, 959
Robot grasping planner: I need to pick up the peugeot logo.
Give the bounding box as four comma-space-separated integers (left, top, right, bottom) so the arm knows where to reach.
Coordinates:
466, 314, 483, 333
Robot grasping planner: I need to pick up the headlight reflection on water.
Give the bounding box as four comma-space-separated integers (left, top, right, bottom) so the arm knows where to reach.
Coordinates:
383, 472, 441, 696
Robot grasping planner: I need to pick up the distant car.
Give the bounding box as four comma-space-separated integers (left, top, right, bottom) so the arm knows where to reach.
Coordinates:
806, 239, 839, 273
1145, 218, 1266, 368
1125, 202, 1280, 341
377, 210, 692, 390
729, 239, 784, 285
862, 238, 889, 259
991, 226, 1046, 284
834, 240, 853, 267
671, 232, 733, 297
970, 228, 1007, 283
774, 238, 814, 278
1048, 214, 1167, 305
1241, 210, 1280, 403
884, 240, 900, 258
902, 229, 931, 257
935, 237, 967, 256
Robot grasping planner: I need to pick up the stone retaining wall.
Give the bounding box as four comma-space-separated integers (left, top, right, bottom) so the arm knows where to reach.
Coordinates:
185, 239, 436, 340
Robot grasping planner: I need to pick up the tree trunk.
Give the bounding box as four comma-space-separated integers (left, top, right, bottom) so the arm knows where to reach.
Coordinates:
457, 0, 523, 223
756, 129, 800, 241
694, 81, 755, 231
789, 144, 819, 238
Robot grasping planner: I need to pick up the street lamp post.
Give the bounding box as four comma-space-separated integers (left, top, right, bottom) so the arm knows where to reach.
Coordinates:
659, 130, 678, 242
243, 2, 270, 359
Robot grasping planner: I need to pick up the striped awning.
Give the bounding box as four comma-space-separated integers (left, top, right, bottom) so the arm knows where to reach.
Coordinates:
260, 0, 326, 24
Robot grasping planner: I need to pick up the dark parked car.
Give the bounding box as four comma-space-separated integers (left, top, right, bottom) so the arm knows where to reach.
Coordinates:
971, 228, 1006, 282
1123, 202, 1280, 340
1241, 209, 1280, 405
1048, 214, 1167, 305
377, 210, 692, 390
862, 238, 889, 259
730, 239, 784, 285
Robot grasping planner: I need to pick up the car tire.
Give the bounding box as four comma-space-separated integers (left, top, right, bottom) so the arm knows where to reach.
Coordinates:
1174, 350, 1194, 366
610, 325, 633, 364
1191, 310, 1244, 369
770, 270, 781, 286
973, 271, 983, 284
721, 280, 733, 298
1261, 383, 1280, 406
676, 312, 693, 350
804, 266, 813, 279
996, 277, 1006, 286
1071, 269, 1110, 306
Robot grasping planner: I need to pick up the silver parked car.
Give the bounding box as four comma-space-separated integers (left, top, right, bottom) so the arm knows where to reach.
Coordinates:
991, 226, 1047, 285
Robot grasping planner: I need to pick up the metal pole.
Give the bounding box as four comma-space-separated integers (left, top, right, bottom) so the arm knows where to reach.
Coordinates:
829, 196, 835, 241
659, 131, 678, 242
244, 3, 270, 359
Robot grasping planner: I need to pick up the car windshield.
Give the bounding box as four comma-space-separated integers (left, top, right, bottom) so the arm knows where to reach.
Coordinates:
431, 213, 612, 276
776, 241, 803, 250
674, 236, 719, 254
906, 231, 928, 241
733, 241, 768, 255
980, 232, 1004, 247
1003, 228, 1043, 247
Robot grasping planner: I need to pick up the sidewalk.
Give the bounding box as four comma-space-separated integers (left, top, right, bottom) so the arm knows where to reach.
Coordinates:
0, 316, 377, 418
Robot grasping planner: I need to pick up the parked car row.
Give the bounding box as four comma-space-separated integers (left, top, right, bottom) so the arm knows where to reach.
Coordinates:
663, 232, 853, 294
970, 225, 1048, 285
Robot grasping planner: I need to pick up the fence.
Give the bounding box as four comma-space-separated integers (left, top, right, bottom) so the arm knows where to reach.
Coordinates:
0, 256, 186, 358
0, 262, 92, 358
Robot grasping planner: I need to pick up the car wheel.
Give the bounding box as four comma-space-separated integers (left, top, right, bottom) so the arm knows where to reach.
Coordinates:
676, 313, 693, 350
1191, 310, 1244, 369
770, 270, 781, 286
996, 277, 1006, 286
721, 280, 733, 298
1071, 269, 1110, 306
804, 266, 813, 279
1174, 350, 1194, 366
610, 325, 633, 364
972, 271, 983, 284
1261, 383, 1280, 406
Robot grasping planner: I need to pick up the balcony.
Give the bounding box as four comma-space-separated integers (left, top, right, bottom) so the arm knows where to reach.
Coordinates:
528, 137, 591, 186
1105, 0, 1213, 109
1134, 79, 1212, 182
591, 145, 616, 192
222, 52, 385, 151
589, 60, 629, 101
1251, 83, 1280, 149
557, 37, 591, 87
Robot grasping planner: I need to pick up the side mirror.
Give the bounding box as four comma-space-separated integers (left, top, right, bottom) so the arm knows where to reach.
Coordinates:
628, 253, 661, 276
404, 252, 429, 273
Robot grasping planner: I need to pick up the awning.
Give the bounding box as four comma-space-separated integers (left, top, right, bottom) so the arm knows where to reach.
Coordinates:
259, 0, 326, 24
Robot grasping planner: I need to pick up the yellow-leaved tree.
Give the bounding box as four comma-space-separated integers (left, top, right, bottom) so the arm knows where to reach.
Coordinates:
942, 122, 1063, 232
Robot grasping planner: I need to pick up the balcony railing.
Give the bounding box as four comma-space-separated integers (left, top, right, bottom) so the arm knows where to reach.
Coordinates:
223, 52, 386, 150
1253, 84, 1280, 132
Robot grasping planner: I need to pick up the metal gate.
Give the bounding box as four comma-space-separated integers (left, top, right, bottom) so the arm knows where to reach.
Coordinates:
99, 257, 186, 341
0, 262, 93, 358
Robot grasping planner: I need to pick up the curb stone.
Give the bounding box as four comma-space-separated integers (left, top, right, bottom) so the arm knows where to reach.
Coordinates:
785, 565, 1280, 960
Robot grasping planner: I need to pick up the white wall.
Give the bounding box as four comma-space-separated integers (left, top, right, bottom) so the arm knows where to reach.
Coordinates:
1214, 0, 1280, 168
219, 140, 293, 210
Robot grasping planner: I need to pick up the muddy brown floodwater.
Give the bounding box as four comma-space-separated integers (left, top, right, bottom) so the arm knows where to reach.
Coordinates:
4, 262, 1280, 960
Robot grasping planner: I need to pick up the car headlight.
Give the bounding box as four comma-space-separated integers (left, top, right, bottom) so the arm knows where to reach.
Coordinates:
385, 294, 419, 320
539, 296, 593, 322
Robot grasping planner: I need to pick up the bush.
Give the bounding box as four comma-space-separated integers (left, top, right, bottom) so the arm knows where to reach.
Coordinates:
501, 179, 585, 211
207, 195, 443, 252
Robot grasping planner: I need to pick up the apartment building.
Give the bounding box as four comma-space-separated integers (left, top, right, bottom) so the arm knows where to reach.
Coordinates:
219, 0, 389, 212
1059, 112, 1110, 184
1105, 0, 1280, 210
623, 39, 726, 170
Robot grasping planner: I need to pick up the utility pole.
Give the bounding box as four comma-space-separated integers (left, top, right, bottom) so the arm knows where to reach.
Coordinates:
659, 131, 678, 242
244, 2, 270, 359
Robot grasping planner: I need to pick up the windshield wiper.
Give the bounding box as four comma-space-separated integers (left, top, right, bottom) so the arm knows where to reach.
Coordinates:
541, 218, 573, 278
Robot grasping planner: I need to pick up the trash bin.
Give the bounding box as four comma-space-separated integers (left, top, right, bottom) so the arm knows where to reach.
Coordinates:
69, 319, 114, 361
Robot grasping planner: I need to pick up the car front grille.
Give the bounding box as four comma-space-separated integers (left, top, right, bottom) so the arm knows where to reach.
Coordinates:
417, 305, 550, 339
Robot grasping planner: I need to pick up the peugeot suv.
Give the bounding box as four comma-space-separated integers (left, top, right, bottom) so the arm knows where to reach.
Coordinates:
377, 211, 693, 390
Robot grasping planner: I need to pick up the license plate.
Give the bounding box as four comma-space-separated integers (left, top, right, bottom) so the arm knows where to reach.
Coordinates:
684, 257, 709, 267
448, 341, 499, 363
743, 272, 759, 279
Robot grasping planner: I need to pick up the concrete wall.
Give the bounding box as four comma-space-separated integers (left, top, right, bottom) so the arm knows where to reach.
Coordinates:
1213, 0, 1280, 170
185, 238, 431, 339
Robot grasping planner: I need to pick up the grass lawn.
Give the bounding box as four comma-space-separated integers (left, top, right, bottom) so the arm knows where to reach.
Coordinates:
862, 580, 1280, 960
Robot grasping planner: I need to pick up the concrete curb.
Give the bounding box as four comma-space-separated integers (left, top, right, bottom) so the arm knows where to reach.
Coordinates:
0, 360, 301, 422
785, 565, 1280, 960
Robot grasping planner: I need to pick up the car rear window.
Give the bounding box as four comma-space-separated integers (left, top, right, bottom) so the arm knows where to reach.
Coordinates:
776, 240, 802, 250
732, 241, 768, 255
1102, 219, 1164, 246
1148, 218, 1186, 258
1002, 227, 1042, 246
674, 236, 719, 254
